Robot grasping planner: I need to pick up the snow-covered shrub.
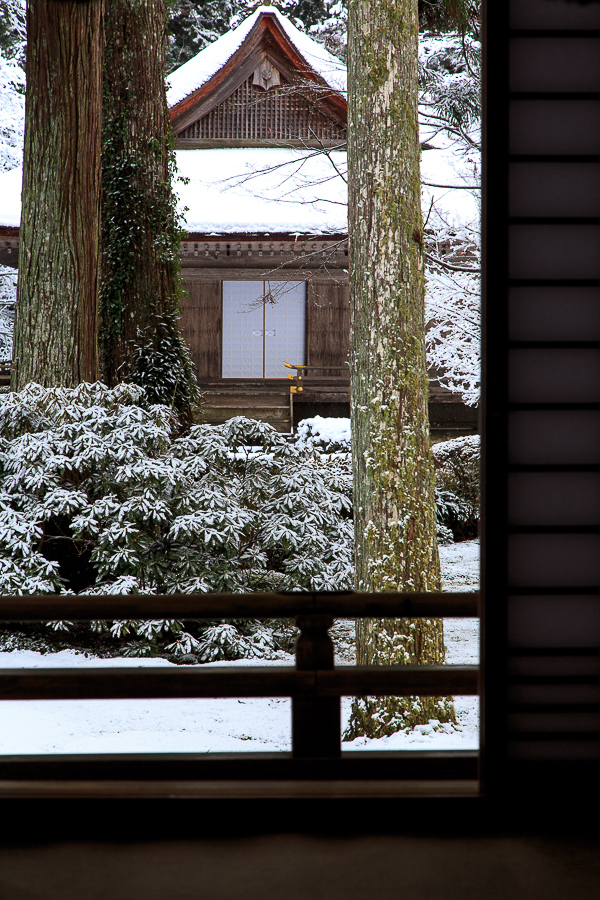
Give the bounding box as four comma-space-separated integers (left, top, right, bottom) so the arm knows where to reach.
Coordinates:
433, 434, 479, 540
0, 266, 16, 364
0, 383, 353, 657
295, 417, 478, 543
435, 488, 474, 544
295, 416, 350, 452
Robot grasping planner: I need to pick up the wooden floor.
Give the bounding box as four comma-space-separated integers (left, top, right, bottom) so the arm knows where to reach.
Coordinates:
197, 378, 478, 436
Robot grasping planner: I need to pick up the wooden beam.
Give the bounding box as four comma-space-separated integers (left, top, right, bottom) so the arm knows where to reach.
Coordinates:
0, 664, 479, 700
0, 591, 480, 621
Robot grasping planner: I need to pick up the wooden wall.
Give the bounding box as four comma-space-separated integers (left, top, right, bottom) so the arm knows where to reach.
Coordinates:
179, 280, 221, 379
180, 277, 350, 381
306, 280, 350, 376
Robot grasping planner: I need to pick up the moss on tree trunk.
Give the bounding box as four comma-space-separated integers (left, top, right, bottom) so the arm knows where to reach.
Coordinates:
346, 0, 455, 739
12, 0, 103, 390
100, 0, 198, 424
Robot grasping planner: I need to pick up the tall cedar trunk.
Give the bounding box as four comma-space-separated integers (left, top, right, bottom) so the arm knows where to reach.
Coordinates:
100, 0, 197, 424
12, 0, 102, 390
346, 0, 455, 738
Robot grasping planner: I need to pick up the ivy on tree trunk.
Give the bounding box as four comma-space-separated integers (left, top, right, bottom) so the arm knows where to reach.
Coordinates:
100, 0, 198, 425
12, 0, 103, 390
346, 0, 455, 738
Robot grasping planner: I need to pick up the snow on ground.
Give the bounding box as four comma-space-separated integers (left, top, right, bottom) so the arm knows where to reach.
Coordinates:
0, 540, 479, 756
439, 538, 480, 592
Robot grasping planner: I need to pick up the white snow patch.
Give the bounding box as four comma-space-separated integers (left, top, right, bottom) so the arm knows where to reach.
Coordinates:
175, 147, 347, 234
0, 164, 22, 227
0, 148, 348, 234
439, 537, 480, 592
296, 415, 351, 446
420, 144, 479, 230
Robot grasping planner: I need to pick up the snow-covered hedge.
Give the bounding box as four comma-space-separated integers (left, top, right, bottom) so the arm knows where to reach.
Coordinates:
433, 435, 479, 541
0, 383, 353, 657
0, 266, 16, 364
295, 415, 350, 452
298, 417, 479, 542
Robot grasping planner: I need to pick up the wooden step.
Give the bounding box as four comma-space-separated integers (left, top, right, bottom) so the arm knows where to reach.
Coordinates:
295, 391, 350, 403
200, 407, 292, 432
201, 394, 290, 409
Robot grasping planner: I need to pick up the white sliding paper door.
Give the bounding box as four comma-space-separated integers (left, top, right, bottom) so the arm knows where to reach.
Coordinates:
222, 281, 264, 377
222, 281, 305, 378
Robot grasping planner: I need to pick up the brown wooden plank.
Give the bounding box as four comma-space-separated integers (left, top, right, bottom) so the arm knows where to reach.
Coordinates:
179, 279, 221, 379
0, 750, 478, 781
293, 614, 340, 757
0, 664, 479, 700
0, 667, 304, 700
317, 665, 479, 697
0, 779, 480, 798
0, 591, 480, 621
306, 280, 350, 376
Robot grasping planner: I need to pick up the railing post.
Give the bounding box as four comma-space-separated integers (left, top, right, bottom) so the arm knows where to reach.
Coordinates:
292, 613, 341, 758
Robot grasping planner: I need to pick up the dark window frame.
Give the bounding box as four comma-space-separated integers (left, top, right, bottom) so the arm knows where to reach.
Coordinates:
4, 2, 595, 825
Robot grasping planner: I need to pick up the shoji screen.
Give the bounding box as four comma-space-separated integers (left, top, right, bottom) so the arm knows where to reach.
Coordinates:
484, 0, 600, 799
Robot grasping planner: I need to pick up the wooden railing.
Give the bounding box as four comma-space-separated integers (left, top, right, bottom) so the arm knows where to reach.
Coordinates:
284, 361, 349, 394
0, 591, 480, 796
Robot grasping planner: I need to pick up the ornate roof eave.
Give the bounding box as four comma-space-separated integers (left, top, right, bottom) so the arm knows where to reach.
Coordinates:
169, 11, 347, 137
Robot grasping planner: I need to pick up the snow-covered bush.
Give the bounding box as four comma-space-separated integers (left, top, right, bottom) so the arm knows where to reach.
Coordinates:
0, 266, 16, 364
295, 415, 350, 452
432, 434, 479, 540
0, 383, 353, 657
295, 418, 478, 543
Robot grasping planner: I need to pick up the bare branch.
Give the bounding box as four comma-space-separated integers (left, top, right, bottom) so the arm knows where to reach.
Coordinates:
425, 253, 479, 274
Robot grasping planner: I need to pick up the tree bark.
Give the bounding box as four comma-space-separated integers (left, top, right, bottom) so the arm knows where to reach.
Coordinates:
12, 0, 103, 390
100, 0, 197, 423
346, 0, 455, 738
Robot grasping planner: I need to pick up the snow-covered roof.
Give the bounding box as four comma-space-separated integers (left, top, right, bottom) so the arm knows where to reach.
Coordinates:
0, 164, 21, 228
0, 148, 348, 235
167, 6, 347, 109
0, 142, 480, 236
420, 144, 479, 230
175, 147, 347, 234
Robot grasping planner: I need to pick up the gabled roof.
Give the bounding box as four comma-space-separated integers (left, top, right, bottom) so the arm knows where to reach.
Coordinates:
168, 6, 347, 137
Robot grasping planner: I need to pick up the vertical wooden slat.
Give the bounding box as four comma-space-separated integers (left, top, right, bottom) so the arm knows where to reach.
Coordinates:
179, 280, 222, 379
306, 280, 350, 375
180, 76, 346, 143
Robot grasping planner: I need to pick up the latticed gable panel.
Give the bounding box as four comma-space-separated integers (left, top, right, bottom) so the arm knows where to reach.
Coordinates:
177, 74, 346, 143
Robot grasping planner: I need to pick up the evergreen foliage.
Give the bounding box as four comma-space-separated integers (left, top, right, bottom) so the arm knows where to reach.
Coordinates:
0, 383, 353, 658
167, 0, 240, 71
0, 0, 25, 173
432, 434, 479, 522
418, 0, 479, 37
0, 0, 26, 67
